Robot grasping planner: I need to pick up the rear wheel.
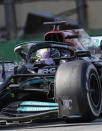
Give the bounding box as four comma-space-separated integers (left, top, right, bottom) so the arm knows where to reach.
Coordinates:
55, 60, 102, 122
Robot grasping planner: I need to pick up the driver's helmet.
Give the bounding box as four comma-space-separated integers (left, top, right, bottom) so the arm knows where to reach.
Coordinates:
36, 48, 60, 65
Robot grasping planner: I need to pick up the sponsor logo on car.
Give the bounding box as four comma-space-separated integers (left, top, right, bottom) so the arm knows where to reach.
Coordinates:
38, 67, 56, 74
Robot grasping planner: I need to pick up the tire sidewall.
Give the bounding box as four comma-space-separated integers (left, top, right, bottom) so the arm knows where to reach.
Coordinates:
81, 62, 102, 117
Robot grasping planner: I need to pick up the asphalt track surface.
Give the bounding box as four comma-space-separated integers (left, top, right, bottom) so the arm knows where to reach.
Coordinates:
1, 118, 102, 131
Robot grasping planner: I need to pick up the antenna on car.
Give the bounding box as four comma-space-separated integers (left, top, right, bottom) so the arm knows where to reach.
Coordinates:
44, 21, 67, 31
1, 56, 6, 80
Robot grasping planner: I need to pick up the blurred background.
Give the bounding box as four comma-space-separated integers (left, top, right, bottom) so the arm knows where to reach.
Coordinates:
0, 0, 102, 61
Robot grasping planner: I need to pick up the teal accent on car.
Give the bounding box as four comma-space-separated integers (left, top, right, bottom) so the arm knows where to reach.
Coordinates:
22, 79, 44, 86
20, 101, 58, 106
92, 38, 100, 46
22, 78, 54, 87
17, 106, 58, 112
0, 90, 11, 100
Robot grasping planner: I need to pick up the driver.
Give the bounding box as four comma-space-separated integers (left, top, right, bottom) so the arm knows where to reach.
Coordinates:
33, 48, 60, 65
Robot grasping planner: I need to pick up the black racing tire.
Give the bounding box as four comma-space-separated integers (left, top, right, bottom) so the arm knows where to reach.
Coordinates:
55, 60, 102, 122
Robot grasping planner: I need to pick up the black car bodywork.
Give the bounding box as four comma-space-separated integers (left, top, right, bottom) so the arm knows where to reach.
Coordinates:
0, 22, 102, 124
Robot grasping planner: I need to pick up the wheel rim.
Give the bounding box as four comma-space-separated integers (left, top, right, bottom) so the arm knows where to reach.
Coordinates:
88, 73, 101, 114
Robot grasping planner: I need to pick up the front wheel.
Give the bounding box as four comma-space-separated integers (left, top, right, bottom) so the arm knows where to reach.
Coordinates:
55, 60, 102, 122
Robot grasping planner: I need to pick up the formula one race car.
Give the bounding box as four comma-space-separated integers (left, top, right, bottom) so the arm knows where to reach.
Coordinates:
0, 21, 102, 125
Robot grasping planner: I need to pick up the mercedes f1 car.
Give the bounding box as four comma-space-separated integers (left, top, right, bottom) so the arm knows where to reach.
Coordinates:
0, 21, 102, 124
